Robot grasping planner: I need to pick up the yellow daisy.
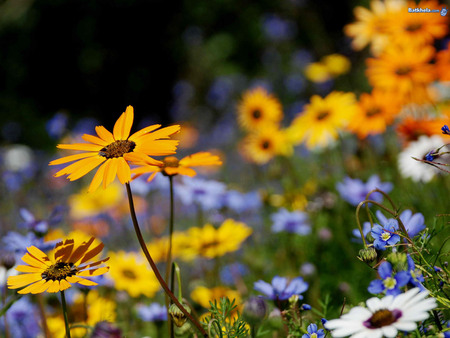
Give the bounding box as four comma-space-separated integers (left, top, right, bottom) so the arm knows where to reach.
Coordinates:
107, 251, 160, 298
347, 90, 402, 139
147, 232, 191, 263
366, 43, 436, 103
288, 91, 358, 149
237, 87, 283, 131
7, 237, 109, 294
183, 219, 252, 260
49, 105, 180, 193
131, 152, 222, 182
241, 124, 292, 164
344, 0, 405, 55
191, 286, 241, 310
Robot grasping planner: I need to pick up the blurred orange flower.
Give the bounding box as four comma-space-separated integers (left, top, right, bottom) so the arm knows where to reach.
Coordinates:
436, 41, 450, 82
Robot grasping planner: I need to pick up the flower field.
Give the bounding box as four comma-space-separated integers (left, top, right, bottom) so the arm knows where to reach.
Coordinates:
0, 0, 450, 337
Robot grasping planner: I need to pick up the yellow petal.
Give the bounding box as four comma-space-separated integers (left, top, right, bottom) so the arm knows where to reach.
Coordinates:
22, 253, 51, 269
67, 156, 106, 181
57, 143, 102, 151
82, 133, 109, 146
113, 106, 134, 140
77, 266, 109, 277
79, 242, 104, 265
128, 124, 161, 141
7, 273, 42, 289
27, 246, 52, 265
30, 280, 53, 294
95, 125, 115, 143
54, 239, 75, 262
116, 157, 131, 184
135, 140, 179, 156
74, 278, 98, 286
103, 158, 118, 189
54, 156, 101, 178
68, 237, 95, 264
88, 161, 107, 193
59, 279, 72, 291
49, 152, 98, 166
46, 280, 61, 293
17, 279, 46, 294
15, 265, 43, 273
124, 153, 162, 166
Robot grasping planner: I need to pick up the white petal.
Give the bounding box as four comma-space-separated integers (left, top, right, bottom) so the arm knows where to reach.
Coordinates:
366, 297, 384, 312
381, 325, 398, 337
394, 320, 417, 332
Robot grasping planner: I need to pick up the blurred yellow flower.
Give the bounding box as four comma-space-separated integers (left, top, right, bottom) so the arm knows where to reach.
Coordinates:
191, 286, 241, 311
107, 251, 160, 298
68, 182, 124, 219
322, 54, 351, 76
366, 43, 436, 104
304, 62, 330, 83
288, 91, 358, 149
241, 124, 293, 164
132, 152, 222, 182
147, 232, 191, 263
183, 219, 252, 259
344, 1, 404, 55
49, 105, 180, 193
47, 290, 116, 338
347, 90, 402, 139
237, 87, 283, 131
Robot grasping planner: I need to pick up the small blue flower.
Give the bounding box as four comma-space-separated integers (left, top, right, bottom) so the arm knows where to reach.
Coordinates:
442, 124, 450, 135
220, 263, 249, 285
254, 276, 308, 301
424, 150, 437, 162
371, 223, 400, 250
2, 231, 59, 261
407, 255, 425, 290
175, 177, 226, 211
302, 323, 325, 338
336, 175, 393, 206
137, 303, 168, 322
222, 190, 262, 213
0, 297, 41, 337
46, 112, 68, 139
399, 209, 426, 237
19, 206, 65, 234
262, 14, 297, 41
352, 221, 372, 242
271, 208, 311, 235
368, 261, 409, 296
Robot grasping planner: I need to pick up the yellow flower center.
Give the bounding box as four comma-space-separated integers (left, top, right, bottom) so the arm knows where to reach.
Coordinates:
395, 66, 412, 76
252, 109, 262, 120
99, 140, 136, 159
316, 110, 330, 121
41, 262, 77, 281
381, 231, 391, 241
364, 309, 401, 328
366, 107, 381, 117
122, 269, 137, 280
163, 156, 180, 168
383, 277, 397, 290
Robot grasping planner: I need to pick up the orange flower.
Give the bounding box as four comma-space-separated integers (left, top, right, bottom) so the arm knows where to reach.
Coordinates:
7, 237, 109, 294
49, 106, 180, 192
436, 41, 450, 82
366, 44, 436, 104
347, 90, 402, 139
131, 152, 222, 181
397, 114, 450, 143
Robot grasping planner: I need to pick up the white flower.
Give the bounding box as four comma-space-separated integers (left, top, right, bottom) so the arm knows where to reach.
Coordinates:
325, 288, 437, 338
398, 135, 446, 182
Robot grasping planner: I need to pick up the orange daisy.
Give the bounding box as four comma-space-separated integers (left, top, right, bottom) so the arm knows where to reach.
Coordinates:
386, 0, 448, 47
131, 152, 222, 181
366, 43, 436, 103
347, 90, 402, 139
7, 237, 109, 294
436, 41, 450, 82
49, 106, 180, 192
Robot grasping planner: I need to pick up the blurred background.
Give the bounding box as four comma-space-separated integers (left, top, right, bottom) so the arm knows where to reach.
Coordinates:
0, 0, 357, 148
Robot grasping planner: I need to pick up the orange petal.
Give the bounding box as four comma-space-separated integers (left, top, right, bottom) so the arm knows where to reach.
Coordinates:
54, 156, 102, 178
68, 237, 95, 264
103, 158, 118, 189
27, 246, 52, 265
116, 157, 131, 184
49, 152, 98, 166
82, 134, 109, 146
134, 140, 179, 156
124, 153, 162, 166
128, 124, 161, 141
17, 279, 46, 294
95, 126, 115, 143
67, 156, 106, 181
77, 266, 109, 277
55, 239, 75, 262
57, 143, 102, 152
74, 278, 98, 286
88, 161, 107, 193
79, 242, 104, 265
22, 253, 51, 269
113, 106, 134, 140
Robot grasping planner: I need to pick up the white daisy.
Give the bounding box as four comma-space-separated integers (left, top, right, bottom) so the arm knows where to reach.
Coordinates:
325, 288, 437, 338
398, 135, 447, 183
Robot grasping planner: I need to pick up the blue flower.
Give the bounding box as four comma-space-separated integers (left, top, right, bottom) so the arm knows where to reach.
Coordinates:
19, 206, 65, 234
352, 221, 372, 242
262, 14, 297, 41
336, 175, 393, 206
206, 76, 234, 110
371, 224, 400, 250
399, 209, 426, 237
137, 303, 168, 322
254, 276, 308, 301
442, 124, 450, 135
406, 255, 425, 290
220, 263, 249, 285
175, 177, 226, 211
271, 208, 311, 235
368, 261, 409, 296
46, 112, 68, 139
0, 297, 41, 337
302, 323, 325, 338
222, 190, 261, 213
2, 231, 58, 261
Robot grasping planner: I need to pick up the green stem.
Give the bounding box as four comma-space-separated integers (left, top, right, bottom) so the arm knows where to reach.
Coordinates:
61, 290, 71, 338
165, 176, 175, 337
125, 183, 208, 337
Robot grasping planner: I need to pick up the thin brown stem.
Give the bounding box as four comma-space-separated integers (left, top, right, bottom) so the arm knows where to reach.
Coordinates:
125, 183, 207, 337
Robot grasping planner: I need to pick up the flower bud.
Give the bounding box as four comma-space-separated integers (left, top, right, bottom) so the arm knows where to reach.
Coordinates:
358, 247, 377, 263
0, 250, 15, 270
168, 301, 191, 327
386, 252, 407, 271
243, 296, 267, 324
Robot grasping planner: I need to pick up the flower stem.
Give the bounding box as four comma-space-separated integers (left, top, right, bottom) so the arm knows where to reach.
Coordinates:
165, 176, 175, 337
60, 290, 71, 338
125, 183, 208, 337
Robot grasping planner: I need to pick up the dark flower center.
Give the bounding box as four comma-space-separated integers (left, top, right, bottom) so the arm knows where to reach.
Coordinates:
395, 66, 412, 76
366, 107, 382, 117
405, 23, 422, 32
316, 110, 330, 120
163, 156, 180, 168
363, 309, 402, 329
122, 269, 137, 279
261, 140, 271, 150
99, 140, 136, 159
252, 109, 262, 119
41, 262, 77, 281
